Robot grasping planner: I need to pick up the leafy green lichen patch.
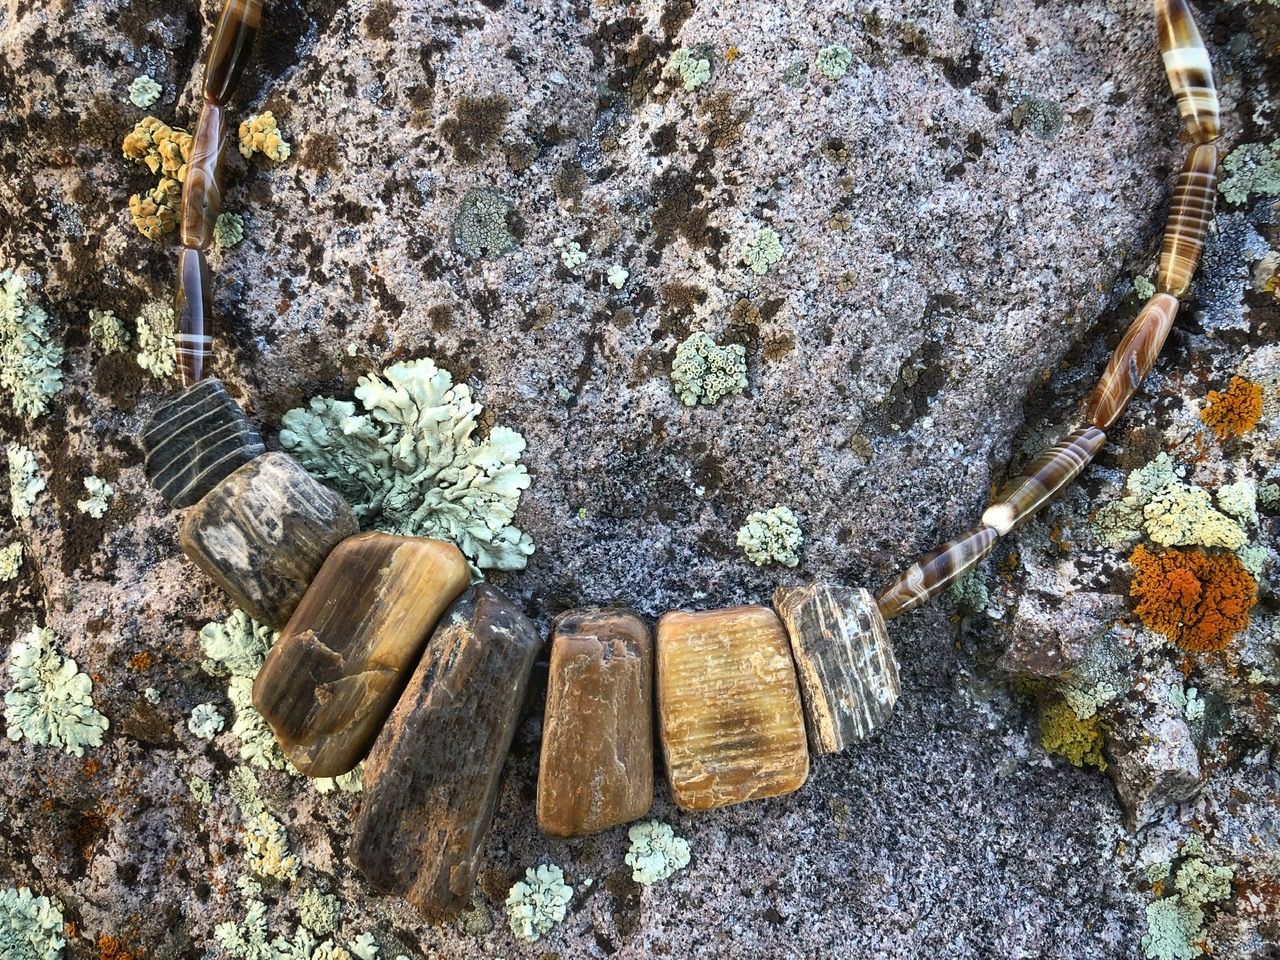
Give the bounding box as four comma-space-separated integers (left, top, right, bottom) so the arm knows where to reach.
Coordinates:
4, 625, 108, 757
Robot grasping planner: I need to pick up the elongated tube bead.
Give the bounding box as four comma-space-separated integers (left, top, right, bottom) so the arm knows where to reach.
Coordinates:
1084, 294, 1179, 429
1157, 144, 1217, 297
877, 525, 998, 621
175, 247, 213, 385
203, 0, 263, 105
981, 427, 1106, 536
180, 102, 228, 250
1155, 0, 1219, 144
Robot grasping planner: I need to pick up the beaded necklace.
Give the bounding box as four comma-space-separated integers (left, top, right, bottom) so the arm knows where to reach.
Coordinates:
141, 0, 1220, 919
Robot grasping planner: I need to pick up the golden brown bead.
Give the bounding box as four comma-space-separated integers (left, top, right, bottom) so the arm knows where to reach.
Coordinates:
1158, 144, 1217, 298
1155, 0, 1219, 144
982, 427, 1106, 536
1084, 294, 1180, 429
174, 247, 213, 385
180, 102, 228, 250
203, 0, 263, 105
877, 525, 998, 621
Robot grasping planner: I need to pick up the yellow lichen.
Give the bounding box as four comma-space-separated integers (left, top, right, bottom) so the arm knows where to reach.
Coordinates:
1129, 544, 1257, 653
1199, 376, 1263, 438
1039, 697, 1107, 770
238, 111, 291, 162
121, 117, 192, 179
127, 177, 181, 240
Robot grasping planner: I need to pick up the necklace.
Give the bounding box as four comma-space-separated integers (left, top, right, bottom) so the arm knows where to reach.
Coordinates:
139, 0, 1220, 920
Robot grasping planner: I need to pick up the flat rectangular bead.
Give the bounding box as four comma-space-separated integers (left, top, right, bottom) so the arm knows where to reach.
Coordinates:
656, 605, 808, 812
773, 584, 900, 754
253, 532, 469, 777
351, 584, 541, 918
537, 608, 654, 838
180, 451, 358, 628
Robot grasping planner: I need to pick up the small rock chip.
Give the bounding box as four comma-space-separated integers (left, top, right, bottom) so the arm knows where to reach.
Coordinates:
252, 532, 469, 777
1106, 693, 1202, 830
351, 584, 541, 918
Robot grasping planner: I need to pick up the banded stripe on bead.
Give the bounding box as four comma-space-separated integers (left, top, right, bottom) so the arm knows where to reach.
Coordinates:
877, 525, 999, 621
1155, 0, 1219, 144
1157, 143, 1217, 297
981, 427, 1106, 536
1084, 294, 1179, 430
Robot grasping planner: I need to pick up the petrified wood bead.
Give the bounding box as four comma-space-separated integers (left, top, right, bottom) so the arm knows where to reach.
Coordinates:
877, 525, 998, 621
203, 0, 263, 105
175, 246, 213, 385
537, 608, 654, 838
141, 377, 264, 508
351, 584, 540, 917
1084, 293, 1179, 429
1158, 143, 1217, 297
180, 102, 228, 251
773, 584, 900, 754
180, 452, 359, 629
253, 531, 469, 777
656, 605, 808, 812
981, 426, 1107, 536
1155, 0, 1219, 144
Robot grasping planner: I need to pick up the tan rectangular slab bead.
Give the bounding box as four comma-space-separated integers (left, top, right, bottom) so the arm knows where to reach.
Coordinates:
537, 608, 654, 838
351, 584, 541, 918
252, 531, 469, 778
656, 605, 808, 812
773, 584, 900, 754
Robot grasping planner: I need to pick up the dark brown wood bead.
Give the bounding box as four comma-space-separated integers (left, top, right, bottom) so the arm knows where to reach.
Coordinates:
141, 377, 264, 508
351, 584, 541, 918
252, 531, 469, 777
180, 452, 359, 630
203, 0, 262, 105
174, 247, 213, 386
180, 102, 228, 250
537, 608, 654, 838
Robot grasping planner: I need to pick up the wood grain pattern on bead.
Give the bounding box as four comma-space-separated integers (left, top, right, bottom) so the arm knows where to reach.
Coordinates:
981, 427, 1107, 536
877, 525, 998, 621
1155, 0, 1218, 144
180, 102, 228, 250
175, 247, 213, 386
1158, 144, 1217, 297
1084, 293, 1179, 429
203, 0, 263, 105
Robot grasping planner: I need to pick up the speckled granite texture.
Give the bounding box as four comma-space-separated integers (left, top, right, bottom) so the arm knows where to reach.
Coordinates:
1, 0, 1277, 956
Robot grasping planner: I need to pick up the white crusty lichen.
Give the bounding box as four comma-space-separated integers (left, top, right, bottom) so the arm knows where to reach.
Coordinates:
7, 443, 44, 519
737, 505, 803, 567
559, 240, 587, 271
606, 264, 629, 289
188, 702, 225, 740
742, 227, 784, 275
816, 43, 853, 80
506, 864, 572, 942
1, 269, 63, 418
4, 625, 109, 757
0, 886, 65, 960
76, 476, 113, 519
88, 308, 129, 355
215, 212, 246, 248
279, 359, 534, 573
239, 111, 291, 162
670, 332, 747, 406
665, 47, 711, 91
624, 820, 691, 885
0, 541, 22, 581
135, 300, 176, 377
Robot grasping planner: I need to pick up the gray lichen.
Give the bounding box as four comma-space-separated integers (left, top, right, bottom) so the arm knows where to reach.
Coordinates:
1219, 140, 1280, 205
127, 75, 162, 108
670, 332, 748, 406
742, 227, 784, 275
453, 188, 517, 259
0, 886, 65, 960
506, 864, 572, 942
624, 820, 691, 885
1, 269, 63, 418
736, 505, 803, 567
4, 625, 109, 757
135, 300, 176, 377
7, 444, 45, 520
75, 476, 113, 519
816, 44, 853, 80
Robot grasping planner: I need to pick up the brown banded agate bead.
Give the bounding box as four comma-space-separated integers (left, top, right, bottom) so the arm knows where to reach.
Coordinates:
774, 584, 899, 754
1084, 294, 1179, 430
1158, 144, 1217, 298
253, 532, 469, 777
175, 247, 213, 386
981, 426, 1106, 536
877, 525, 998, 621
203, 0, 263, 105
180, 102, 228, 250
537, 608, 654, 838
180, 451, 358, 628
1155, 0, 1219, 144
351, 584, 540, 918
656, 605, 808, 812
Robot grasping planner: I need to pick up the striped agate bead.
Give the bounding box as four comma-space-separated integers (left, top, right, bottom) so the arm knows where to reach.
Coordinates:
1155, 0, 1218, 144
877, 525, 998, 621
180, 102, 228, 250
1158, 143, 1217, 297
175, 247, 213, 385
981, 427, 1106, 536
1084, 294, 1179, 429
203, 0, 263, 105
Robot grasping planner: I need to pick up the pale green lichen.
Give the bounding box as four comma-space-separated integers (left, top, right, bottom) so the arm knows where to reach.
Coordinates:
1215, 479, 1257, 526
559, 240, 587, 271
188, 702, 225, 740
1142, 839, 1235, 960
216, 898, 378, 960
624, 820, 691, 885
1093, 454, 1245, 551
665, 47, 711, 91
0, 886, 65, 960
7, 443, 44, 519
737, 505, 803, 567
1014, 95, 1065, 140
244, 811, 301, 882
128, 75, 162, 108
948, 570, 989, 612
606, 264, 629, 289
135, 300, 176, 377
1134, 273, 1156, 299
1, 269, 64, 418
670, 332, 747, 406
189, 775, 213, 804
452, 188, 517, 260
1142, 898, 1202, 960
0, 541, 22, 581
280, 359, 534, 573
1235, 543, 1267, 578
742, 227, 784, 275
506, 864, 572, 942
215, 212, 246, 249
4, 625, 108, 757
1174, 856, 1233, 911
1261, 481, 1280, 511
1219, 141, 1280, 206
816, 43, 853, 80
88, 309, 128, 355
75, 476, 113, 519
143, 686, 160, 705
297, 888, 341, 937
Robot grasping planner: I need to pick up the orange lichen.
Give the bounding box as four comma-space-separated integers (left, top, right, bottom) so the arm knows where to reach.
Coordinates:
97, 934, 136, 960
1129, 544, 1257, 652
725, 46, 740, 62
128, 651, 153, 670
1199, 376, 1263, 438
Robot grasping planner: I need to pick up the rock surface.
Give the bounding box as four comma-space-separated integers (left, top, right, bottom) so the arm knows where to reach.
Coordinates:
0, 0, 1277, 956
